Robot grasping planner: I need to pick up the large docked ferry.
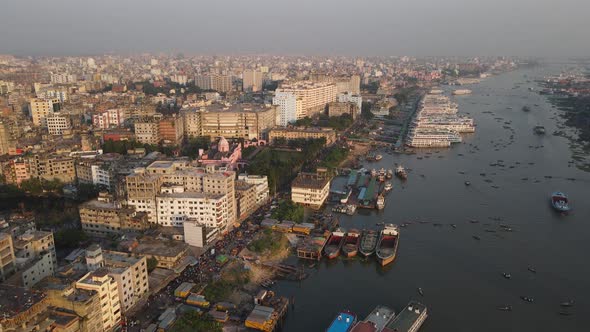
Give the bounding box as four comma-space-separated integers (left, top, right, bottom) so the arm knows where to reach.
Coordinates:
324, 230, 346, 259
550, 192, 570, 213
407, 128, 462, 148
327, 311, 357, 332
383, 301, 427, 332
376, 224, 400, 266
341, 229, 361, 258
359, 230, 379, 257
405, 90, 474, 148
413, 116, 476, 133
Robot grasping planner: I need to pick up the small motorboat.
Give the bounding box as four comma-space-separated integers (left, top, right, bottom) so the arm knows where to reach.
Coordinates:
472, 235, 481, 240
451, 224, 457, 229
464, 181, 471, 186
528, 266, 537, 273
497, 305, 512, 311
502, 273, 512, 279
521, 296, 534, 303
417, 287, 424, 296
551, 192, 571, 213
560, 300, 575, 307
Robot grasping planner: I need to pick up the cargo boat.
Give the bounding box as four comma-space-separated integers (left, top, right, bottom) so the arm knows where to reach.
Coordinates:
341, 229, 361, 258
324, 230, 346, 259
327, 311, 357, 332
384, 182, 393, 193
452, 89, 472, 95
376, 224, 399, 266
383, 301, 427, 332
378, 168, 386, 182
351, 305, 395, 332
359, 230, 379, 257
395, 165, 407, 180
376, 195, 385, 210
551, 192, 570, 212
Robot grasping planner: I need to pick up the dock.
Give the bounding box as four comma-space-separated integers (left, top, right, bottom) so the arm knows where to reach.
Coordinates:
297, 233, 329, 261
246, 297, 289, 332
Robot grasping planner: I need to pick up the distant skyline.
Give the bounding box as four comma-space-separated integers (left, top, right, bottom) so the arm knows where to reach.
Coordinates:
1, 0, 589, 57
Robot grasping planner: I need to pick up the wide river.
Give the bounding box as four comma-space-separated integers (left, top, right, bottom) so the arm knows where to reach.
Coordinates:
276, 65, 590, 331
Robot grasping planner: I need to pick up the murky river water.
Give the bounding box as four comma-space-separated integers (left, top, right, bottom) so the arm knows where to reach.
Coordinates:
276, 65, 590, 332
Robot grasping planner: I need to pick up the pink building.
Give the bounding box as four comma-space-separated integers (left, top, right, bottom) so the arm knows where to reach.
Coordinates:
198, 137, 242, 169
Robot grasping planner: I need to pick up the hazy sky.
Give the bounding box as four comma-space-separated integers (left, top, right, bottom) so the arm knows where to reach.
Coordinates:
1, 0, 589, 56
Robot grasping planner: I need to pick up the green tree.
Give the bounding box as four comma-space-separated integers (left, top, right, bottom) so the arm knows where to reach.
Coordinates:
271, 199, 304, 223
147, 257, 159, 272
181, 136, 211, 159
294, 116, 313, 127
54, 229, 88, 249
170, 311, 222, 332
361, 101, 375, 120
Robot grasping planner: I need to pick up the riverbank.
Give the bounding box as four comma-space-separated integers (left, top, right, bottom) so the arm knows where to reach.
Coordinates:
339, 143, 372, 168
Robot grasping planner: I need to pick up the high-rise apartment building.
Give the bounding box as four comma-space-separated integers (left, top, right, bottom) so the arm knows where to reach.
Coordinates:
194, 74, 233, 93
50, 73, 77, 84
243, 69, 263, 92
158, 115, 184, 145
102, 250, 149, 313
273, 92, 304, 126
28, 154, 76, 183
126, 162, 237, 232
29, 98, 60, 127
79, 193, 150, 237
0, 120, 13, 155
182, 104, 276, 140
134, 120, 160, 145
46, 112, 71, 135
275, 81, 337, 118
237, 174, 270, 205
75, 269, 122, 331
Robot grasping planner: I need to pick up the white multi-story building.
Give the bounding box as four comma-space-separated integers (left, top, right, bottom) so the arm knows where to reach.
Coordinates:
46, 112, 71, 135
76, 269, 122, 331
93, 109, 127, 129
184, 220, 219, 248
275, 81, 337, 118
50, 73, 77, 84
273, 92, 304, 126
171, 74, 188, 85
291, 172, 331, 209
38, 89, 68, 103
156, 185, 231, 229
102, 250, 149, 313
126, 162, 237, 230
337, 92, 362, 115
237, 174, 270, 205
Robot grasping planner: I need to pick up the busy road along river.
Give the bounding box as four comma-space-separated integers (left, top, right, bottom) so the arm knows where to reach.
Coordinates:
276, 65, 590, 331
